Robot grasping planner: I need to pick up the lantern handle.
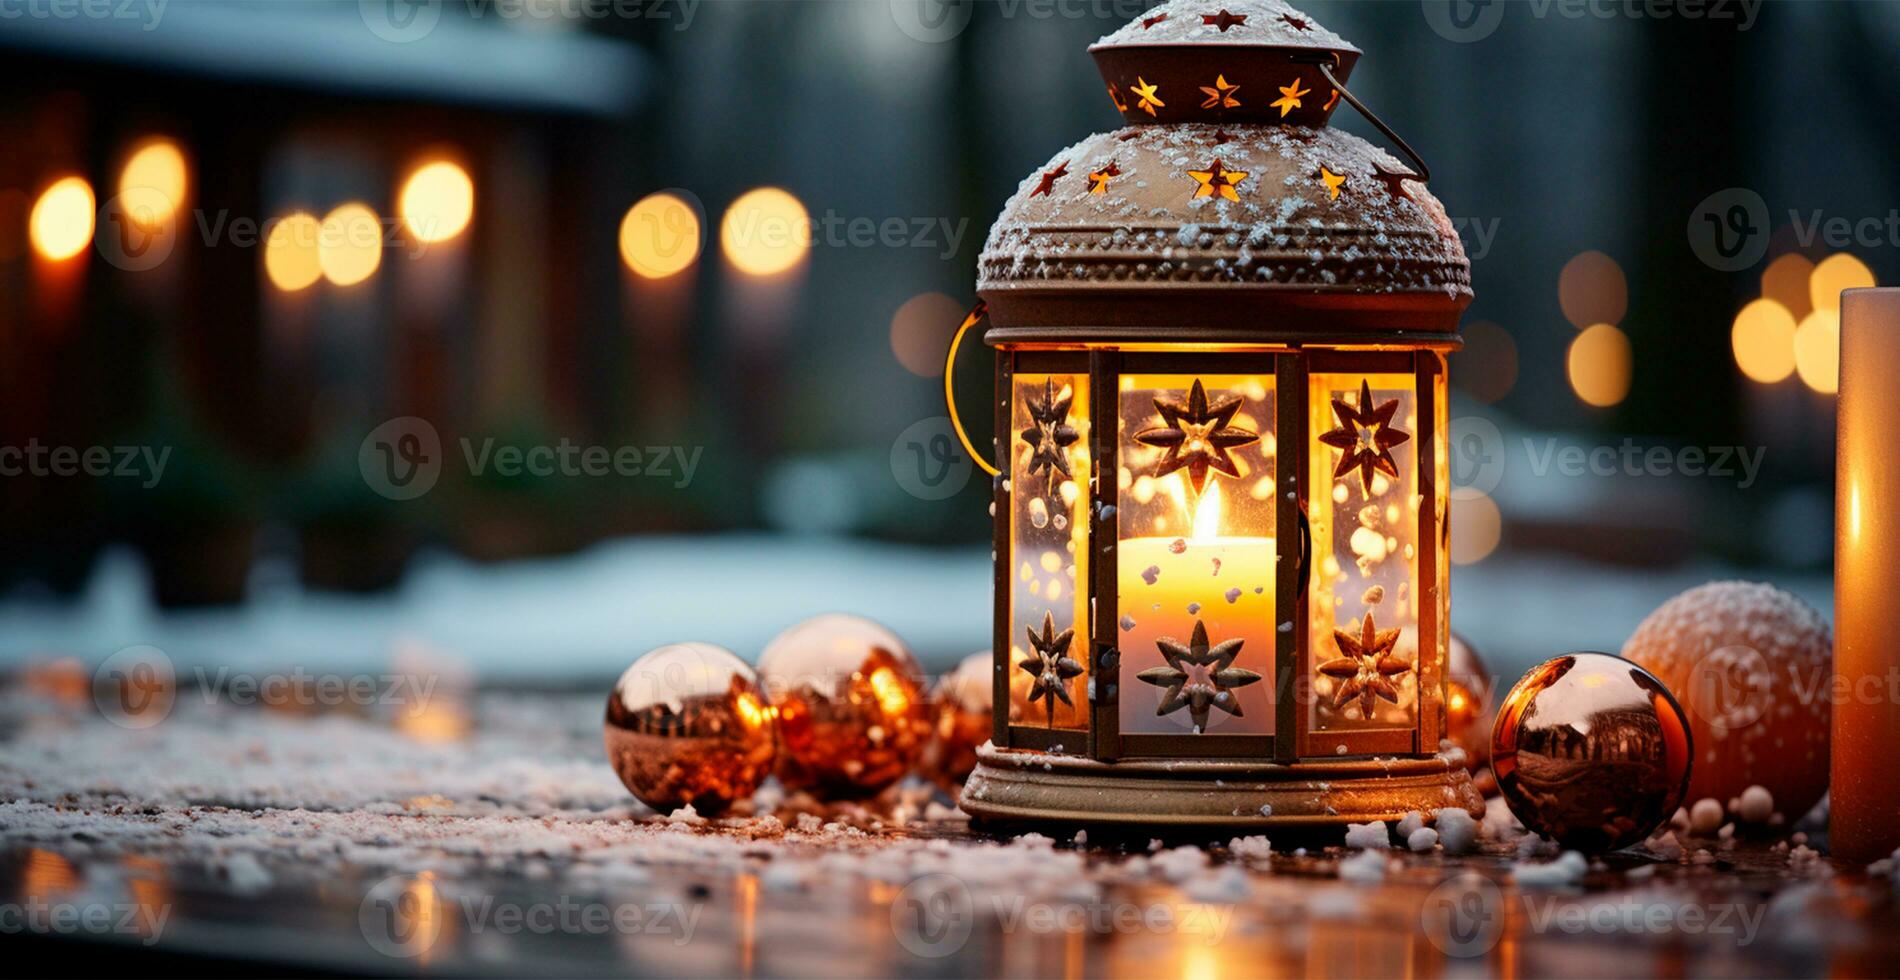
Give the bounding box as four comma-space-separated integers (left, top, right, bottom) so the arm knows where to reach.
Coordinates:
944, 300, 1002, 478
1294, 52, 1430, 184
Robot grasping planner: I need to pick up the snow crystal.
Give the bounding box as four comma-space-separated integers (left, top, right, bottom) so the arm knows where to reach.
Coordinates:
1343, 821, 1390, 849
1512, 851, 1587, 888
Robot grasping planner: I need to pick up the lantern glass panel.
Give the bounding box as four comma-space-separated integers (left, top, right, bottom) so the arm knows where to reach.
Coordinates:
1008, 372, 1091, 731
1114, 373, 1277, 736
1307, 371, 1421, 734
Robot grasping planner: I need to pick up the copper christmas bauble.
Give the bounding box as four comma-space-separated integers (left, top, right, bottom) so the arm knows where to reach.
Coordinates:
757, 614, 931, 799
603, 643, 776, 815
919, 651, 993, 795
1492, 653, 1693, 852
1445, 632, 1494, 771
1621, 581, 1831, 824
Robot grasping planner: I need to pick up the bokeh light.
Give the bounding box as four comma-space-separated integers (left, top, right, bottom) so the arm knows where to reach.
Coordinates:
889, 291, 964, 377
29, 176, 95, 261
1809, 252, 1875, 315
720, 187, 809, 277
1454, 320, 1517, 404
118, 139, 188, 227
1760, 252, 1815, 320
264, 211, 322, 292
318, 202, 383, 286
1794, 308, 1840, 395
1557, 250, 1627, 329
1567, 322, 1631, 407
399, 161, 473, 243
1450, 491, 1501, 565
1731, 298, 1797, 384
619, 191, 701, 279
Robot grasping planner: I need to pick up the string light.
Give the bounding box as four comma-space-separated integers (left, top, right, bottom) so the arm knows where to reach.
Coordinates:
619, 191, 700, 279
264, 211, 322, 292
720, 187, 809, 277
318, 202, 383, 286
1567, 322, 1631, 408
29, 176, 95, 261
399, 161, 473, 243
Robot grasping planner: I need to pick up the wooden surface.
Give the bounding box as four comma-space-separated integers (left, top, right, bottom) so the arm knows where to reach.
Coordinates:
0, 676, 1895, 978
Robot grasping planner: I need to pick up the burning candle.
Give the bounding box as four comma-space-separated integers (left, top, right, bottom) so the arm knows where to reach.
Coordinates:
1835, 286, 1900, 862
1117, 483, 1277, 734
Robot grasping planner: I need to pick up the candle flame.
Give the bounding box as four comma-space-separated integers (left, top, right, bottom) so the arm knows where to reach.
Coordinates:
1192, 483, 1224, 541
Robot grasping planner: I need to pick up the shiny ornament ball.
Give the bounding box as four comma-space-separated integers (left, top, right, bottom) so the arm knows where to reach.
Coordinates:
603, 643, 777, 815
1445, 632, 1494, 771
1492, 652, 1693, 852
918, 651, 993, 795
758, 614, 932, 799
1621, 581, 1831, 825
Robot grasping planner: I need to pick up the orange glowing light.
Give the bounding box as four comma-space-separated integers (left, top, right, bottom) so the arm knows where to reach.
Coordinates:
399, 161, 473, 243
264, 211, 323, 292
318, 202, 383, 286
867, 666, 912, 716
1731, 298, 1797, 384
1567, 323, 1631, 407
1451, 491, 1501, 565
1810, 253, 1875, 315
119, 139, 188, 227
1794, 308, 1841, 395
29, 176, 95, 261
620, 191, 701, 279
719, 187, 809, 277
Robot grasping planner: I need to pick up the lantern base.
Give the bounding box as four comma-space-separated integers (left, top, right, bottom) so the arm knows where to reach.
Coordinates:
961, 743, 1483, 834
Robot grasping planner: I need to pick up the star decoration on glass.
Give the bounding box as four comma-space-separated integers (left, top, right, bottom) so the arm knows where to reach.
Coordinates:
1133, 378, 1259, 495
1020, 377, 1080, 481
1107, 82, 1127, 113
1137, 620, 1261, 733
1199, 74, 1241, 110
1371, 163, 1418, 201
1020, 611, 1084, 724
1316, 379, 1410, 496
1202, 8, 1247, 31
1188, 159, 1248, 202
1142, 12, 1168, 28
1281, 12, 1311, 30
1271, 77, 1310, 118
1317, 611, 1413, 717
1316, 165, 1346, 200
1131, 77, 1165, 116
1032, 161, 1069, 197
1211, 127, 1234, 144
1087, 161, 1122, 195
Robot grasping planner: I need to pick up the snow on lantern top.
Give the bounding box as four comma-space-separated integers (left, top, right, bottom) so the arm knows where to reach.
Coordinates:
978, 0, 1471, 341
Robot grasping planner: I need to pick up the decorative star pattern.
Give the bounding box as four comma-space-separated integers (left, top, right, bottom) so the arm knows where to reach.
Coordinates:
1020, 612, 1084, 724
1271, 77, 1310, 118
1316, 165, 1346, 200
1202, 8, 1247, 32
1131, 76, 1165, 116
1188, 159, 1248, 202
1107, 82, 1127, 113
1136, 620, 1261, 733
1315, 379, 1410, 496
1371, 163, 1418, 201
1199, 74, 1241, 110
1281, 12, 1310, 31
1020, 377, 1080, 481
1142, 12, 1168, 28
1087, 160, 1122, 195
1317, 611, 1413, 717
1032, 161, 1068, 197
1323, 87, 1341, 112
1133, 378, 1258, 495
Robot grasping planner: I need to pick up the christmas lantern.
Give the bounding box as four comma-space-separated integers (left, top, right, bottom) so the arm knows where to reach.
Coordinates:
945, 0, 1481, 829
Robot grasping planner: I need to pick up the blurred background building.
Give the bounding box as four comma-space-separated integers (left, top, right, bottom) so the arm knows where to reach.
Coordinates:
0, 0, 1885, 681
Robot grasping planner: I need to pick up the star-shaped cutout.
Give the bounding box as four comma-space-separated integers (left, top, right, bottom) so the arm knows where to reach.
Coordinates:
1317, 611, 1413, 718
1202, 8, 1247, 32
1130, 76, 1164, 117
1315, 379, 1410, 496
1323, 87, 1341, 112
1316, 165, 1346, 200
1371, 163, 1419, 201
1281, 12, 1310, 30
1199, 74, 1241, 110
1032, 161, 1068, 197
1271, 77, 1310, 118
1087, 160, 1121, 195
1133, 378, 1259, 496
1020, 377, 1079, 480
1020, 612, 1084, 724
1137, 620, 1261, 733
1187, 159, 1248, 202
1107, 82, 1127, 113
1142, 12, 1168, 28
1210, 127, 1234, 144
